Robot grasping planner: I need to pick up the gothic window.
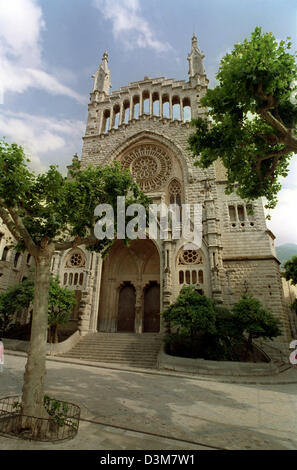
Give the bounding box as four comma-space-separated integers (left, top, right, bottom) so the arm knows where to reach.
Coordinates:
237, 205, 244, 222
102, 109, 110, 133
162, 94, 170, 118
228, 203, 255, 228
13, 252, 21, 268
133, 95, 140, 119
123, 100, 130, 124
1, 246, 9, 261
169, 179, 182, 207
172, 95, 181, 120
183, 97, 191, 122
228, 205, 236, 222
152, 92, 160, 116
143, 90, 150, 114
113, 104, 120, 129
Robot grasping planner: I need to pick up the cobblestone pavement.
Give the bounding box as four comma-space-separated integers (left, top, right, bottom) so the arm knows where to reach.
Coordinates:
0, 353, 297, 450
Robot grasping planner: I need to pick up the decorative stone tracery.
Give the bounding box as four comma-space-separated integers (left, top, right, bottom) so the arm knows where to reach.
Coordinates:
178, 249, 203, 265
120, 144, 172, 191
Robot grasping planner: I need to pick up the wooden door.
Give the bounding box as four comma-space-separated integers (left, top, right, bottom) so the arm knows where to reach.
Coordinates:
143, 283, 160, 332
117, 284, 136, 332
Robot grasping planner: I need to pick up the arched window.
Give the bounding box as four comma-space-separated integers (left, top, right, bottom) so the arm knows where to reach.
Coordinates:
133, 95, 140, 119
152, 92, 160, 116
14, 252, 21, 268
172, 95, 181, 120
123, 100, 130, 124
102, 109, 110, 133
143, 90, 150, 114
1, 246, 9, 261
162, 94, 170, 118
168, 179, 182, 207
183, 97, 191, 122
113, 104, 120, 129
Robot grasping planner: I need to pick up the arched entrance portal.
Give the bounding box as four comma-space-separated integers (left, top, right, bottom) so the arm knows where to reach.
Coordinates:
98, 239, 160, 333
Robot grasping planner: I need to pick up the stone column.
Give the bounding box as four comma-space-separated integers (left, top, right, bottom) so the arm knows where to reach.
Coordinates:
161, 239, 173, 333
129, 96, 134, 120
109, 107, 114, 130
119, 103, 125, 126
149, 91, 153, 116
134, 283, 143, 334
169, 95, 173, 120
204, 180, 223, 303
139, 93, 143, 117
180, 103, 184, 122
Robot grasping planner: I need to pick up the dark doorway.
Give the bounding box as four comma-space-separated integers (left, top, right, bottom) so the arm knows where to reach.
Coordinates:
117, 282, 136, 332
143, 281, 160, 332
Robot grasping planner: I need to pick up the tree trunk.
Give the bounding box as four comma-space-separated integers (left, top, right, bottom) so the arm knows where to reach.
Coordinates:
21, 248, 53, 419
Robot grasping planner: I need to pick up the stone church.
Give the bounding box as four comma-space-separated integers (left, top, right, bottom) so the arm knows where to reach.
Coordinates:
0, 36, 295, 344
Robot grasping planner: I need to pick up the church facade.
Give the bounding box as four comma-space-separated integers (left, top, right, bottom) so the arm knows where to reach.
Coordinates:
0, 36, 293, 341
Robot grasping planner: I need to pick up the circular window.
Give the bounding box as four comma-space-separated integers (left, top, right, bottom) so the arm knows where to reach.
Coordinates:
68, 252, 84, 268
179, 249, 203, 265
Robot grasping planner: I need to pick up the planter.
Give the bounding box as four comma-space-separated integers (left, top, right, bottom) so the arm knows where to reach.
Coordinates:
157, 344, 279, 376
0, 395, 80, 442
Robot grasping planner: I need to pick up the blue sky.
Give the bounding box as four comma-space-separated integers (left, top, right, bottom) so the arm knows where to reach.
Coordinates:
0, 0, 297, 245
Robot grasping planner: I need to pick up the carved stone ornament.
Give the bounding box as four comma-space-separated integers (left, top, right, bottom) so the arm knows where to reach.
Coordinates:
120, 144, 172, 191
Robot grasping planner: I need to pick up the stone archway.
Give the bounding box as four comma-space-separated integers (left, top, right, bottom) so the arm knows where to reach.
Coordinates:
98, 239, 160, 333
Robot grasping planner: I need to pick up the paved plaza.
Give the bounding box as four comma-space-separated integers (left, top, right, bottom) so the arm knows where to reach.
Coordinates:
0, 352, 297, 450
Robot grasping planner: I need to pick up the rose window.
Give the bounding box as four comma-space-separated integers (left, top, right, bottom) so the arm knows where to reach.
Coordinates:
69, 253, 84, 267
179, 249, 203, 265
132, 156, 158, 180
120, 144, 172, 191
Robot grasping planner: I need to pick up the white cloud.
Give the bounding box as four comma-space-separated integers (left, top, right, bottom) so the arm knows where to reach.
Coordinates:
0, 110, 85, 173
0, 0, 85, 104
93, 0, 171, 52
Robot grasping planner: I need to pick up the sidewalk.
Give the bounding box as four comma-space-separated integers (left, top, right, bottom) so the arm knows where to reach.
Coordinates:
0, 352, 297, 450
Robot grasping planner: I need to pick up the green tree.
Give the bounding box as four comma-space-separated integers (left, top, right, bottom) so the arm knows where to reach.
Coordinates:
188, 27, 297, 210
47, 277, 76, 343
232, 294, 281, 356
0, 278, 34, 335
163, 286, 217, 339
0, 139, 149, 419
283, 255, 297, 285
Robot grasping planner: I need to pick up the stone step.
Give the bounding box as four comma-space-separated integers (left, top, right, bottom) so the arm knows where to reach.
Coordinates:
61, 332, 163, 369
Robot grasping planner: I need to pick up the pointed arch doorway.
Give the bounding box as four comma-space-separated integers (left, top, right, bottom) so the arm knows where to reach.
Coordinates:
143, 281, 160, 333
98, 239, 161, 333
117, 282, 136, 332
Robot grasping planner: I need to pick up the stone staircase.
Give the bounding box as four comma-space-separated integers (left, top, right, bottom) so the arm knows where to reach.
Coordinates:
61, 332, 163, 369
254, 339, 293, 373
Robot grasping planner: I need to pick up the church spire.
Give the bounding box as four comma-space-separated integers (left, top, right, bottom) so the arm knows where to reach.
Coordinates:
187, 33, 205, 78
92, 51, 111, 96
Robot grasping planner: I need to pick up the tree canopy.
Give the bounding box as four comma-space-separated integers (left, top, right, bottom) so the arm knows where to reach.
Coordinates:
188, 27, 297, 209
0, 138, 149, 420
283, 255, 297, 285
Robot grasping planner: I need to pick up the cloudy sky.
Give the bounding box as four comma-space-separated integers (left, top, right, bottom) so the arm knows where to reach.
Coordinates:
0, 0, 296, 246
